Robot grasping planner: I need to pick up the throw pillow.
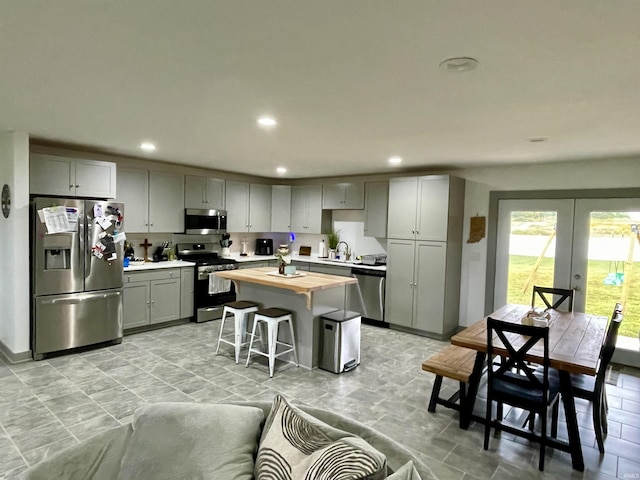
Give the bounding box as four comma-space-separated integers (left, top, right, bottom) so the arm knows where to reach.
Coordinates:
256, 394, 387, 480
387, 461, 423, 480
117, 402, 264, 480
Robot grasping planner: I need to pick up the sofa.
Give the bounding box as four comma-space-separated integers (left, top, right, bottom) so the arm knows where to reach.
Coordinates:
21, 395, 438, 480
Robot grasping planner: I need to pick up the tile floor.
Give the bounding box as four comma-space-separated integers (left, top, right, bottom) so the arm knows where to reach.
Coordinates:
1, 321, 639, 479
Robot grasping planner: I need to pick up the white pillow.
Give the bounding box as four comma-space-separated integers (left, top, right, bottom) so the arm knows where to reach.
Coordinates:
256, 395, 387, 480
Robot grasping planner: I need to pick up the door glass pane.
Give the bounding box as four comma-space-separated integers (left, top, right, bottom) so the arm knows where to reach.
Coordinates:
506, 211, 557, 305
584, 212, 640, 339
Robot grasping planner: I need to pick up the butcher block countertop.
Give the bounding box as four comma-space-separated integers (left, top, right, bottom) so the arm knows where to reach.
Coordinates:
216, 267, 357, 308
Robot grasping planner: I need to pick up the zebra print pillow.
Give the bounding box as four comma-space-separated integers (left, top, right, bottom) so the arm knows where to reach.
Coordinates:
256, 395, 387, 480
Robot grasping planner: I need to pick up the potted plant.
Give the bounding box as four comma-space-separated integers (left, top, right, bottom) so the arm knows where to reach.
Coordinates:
275, 244, 291, 274
327, 230, 340, 259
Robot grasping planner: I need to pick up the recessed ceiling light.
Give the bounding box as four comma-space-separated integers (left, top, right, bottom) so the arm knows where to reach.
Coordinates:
528, 137, 548, 143
276, 167, 287, 174
439, 57, 479, 72
257, 116, 277, 127
139, 142, 156, 152
388, 156, 403, 165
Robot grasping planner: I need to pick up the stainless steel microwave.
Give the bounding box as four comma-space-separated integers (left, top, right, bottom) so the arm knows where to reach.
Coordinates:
184, 209, 227, 234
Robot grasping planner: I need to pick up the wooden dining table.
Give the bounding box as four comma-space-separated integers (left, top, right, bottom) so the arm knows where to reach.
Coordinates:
451, 304, 608, 472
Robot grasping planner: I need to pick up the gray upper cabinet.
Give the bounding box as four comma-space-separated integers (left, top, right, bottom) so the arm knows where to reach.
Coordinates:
116, 167, 149, 232
225, 181, 271, 232
30, 153, 117, 199
363, 181, 388, 238
184, 175, 225, 209
271, 185, 292, 232
387, 175, 463, 241
149, 172, 185, 233
322, 182, 365, 209
291, 185, 328, 234
116, 168, 184, 233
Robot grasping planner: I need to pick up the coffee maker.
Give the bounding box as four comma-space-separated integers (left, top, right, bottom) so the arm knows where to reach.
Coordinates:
255, 238, 273, 255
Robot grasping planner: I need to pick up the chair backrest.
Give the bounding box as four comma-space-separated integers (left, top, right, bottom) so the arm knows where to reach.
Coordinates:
531, 286, 574, 312
598, 312, 623, 377
611, 302, 623, 320
487, 317, 551, 399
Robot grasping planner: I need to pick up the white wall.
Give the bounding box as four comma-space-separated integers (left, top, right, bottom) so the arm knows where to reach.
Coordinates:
456, 156, 640, 326
0, 132, 30, 357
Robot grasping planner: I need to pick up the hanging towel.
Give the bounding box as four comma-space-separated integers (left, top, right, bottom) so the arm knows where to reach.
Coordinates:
208, 273, 231, 294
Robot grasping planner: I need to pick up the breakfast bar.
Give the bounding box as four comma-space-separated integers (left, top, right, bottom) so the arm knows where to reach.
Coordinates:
215, 267, 357, 369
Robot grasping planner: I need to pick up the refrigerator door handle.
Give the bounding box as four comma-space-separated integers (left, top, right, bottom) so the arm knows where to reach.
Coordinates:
378, 277, 385, 318
83, 217, 91, 279
40, 291, 122, 305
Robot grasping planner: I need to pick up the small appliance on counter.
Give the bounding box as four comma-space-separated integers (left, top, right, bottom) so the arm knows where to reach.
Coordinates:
361, 253, 387, 266
255, 238, 273, 255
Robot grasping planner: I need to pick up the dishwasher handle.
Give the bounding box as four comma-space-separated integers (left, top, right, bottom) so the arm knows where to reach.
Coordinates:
351, 267, 386, 277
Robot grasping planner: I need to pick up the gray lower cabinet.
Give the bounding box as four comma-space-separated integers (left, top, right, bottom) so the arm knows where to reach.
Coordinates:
239, 261, 272, 268
123, 281, 151, 329
123, 268, 183, 329
385, 239, 458, 337
180, 267, 194, 319
307, 264, 351, 276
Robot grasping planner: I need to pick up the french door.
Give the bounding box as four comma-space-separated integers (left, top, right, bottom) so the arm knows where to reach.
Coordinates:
494, 197, 640, 341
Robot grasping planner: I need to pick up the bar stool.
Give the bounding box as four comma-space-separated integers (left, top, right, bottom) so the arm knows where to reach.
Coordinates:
245, 308, 299, 377
215, 301, 260, 363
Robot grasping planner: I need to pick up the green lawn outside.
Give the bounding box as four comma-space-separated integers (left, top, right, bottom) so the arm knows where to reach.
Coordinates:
506, 255, 639, 338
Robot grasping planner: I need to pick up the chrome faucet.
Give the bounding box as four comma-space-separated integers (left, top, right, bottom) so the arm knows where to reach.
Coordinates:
336, 241, 350, 261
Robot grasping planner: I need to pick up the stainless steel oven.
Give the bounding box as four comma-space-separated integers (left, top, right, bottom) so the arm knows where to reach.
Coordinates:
176, 243, 237, 323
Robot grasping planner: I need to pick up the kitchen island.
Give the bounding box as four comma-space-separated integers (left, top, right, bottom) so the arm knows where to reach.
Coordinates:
215, 267, 357, 369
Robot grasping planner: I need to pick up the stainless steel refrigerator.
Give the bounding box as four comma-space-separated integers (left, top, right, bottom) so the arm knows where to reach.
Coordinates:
31, 197, 125, 360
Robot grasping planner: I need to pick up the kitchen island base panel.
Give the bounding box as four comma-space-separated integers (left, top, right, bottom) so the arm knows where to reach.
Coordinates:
235, 282, 347, 369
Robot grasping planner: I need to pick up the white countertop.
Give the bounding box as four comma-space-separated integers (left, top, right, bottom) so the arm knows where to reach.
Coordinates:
124, 260, 196, 272
227, 253, 386, 272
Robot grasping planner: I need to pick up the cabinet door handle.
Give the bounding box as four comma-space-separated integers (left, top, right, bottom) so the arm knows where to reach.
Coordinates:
150, 223, 154, 226
69, 184, 75, 190
412, 229, 415, 234
416, 230, 419, 234
76, 184, 80, 188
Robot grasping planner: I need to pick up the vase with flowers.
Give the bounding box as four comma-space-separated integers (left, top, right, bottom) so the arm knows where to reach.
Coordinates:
275, 244, 291, 274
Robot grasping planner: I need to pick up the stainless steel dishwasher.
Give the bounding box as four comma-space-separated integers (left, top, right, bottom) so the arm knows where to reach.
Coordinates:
349, 267, 386, 325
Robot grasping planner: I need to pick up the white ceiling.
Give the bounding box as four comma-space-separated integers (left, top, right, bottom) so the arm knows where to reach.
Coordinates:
2, 1, 640, 179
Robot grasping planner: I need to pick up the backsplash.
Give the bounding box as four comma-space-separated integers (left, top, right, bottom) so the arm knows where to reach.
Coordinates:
126, 211, 386, 260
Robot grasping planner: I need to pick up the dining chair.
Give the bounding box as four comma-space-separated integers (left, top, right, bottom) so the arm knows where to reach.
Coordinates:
569, 310, 623, 453
532, 286, 574, 311
484, 317, 561, 471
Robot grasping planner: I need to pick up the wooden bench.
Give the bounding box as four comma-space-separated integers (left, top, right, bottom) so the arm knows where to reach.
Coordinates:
422, 345, 478, 427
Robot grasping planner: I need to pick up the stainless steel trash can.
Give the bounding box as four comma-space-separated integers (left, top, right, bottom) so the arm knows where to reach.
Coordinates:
319, 310, 361, 373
